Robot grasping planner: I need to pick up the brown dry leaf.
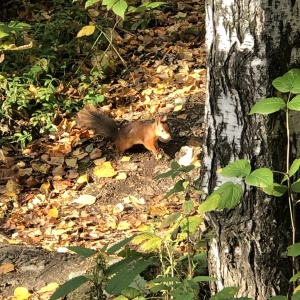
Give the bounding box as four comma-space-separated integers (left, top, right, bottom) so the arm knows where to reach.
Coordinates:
65, 158, 77, 167
49, 156, 65, 166
73, 148, 88, 160
93, 161, 117, 178
66, 169, 79, 179
90, 148, 102, 159
6, 180, 22, 195
94, 157, 107, 165
52, 180, 72, 191
32, 162, 51, 174
48, 208, 59, 218
18, 168, 32, 177
73, 194, 96, 205
52, 165, 65, 176
0, 263, 14, 274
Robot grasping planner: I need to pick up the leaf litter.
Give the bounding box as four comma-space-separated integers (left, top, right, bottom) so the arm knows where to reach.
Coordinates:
0, 0, 206, 268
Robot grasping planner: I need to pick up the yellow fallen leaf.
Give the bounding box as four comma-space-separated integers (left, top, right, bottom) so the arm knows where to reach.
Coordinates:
40, 181, 51, 192
93, 161, 117, 178
120, 156, 131, 162
115, 172, 127, 180
48, 208, 59, 218
174, 104, 183, 112
37, 282, 59, 293
13, 287, 31, 300
117, 221, 131, 230
77, 25, 95, 37
77, 174, 89, 184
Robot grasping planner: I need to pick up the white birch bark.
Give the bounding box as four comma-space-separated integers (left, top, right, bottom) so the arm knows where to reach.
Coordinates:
203, 0, 300, 298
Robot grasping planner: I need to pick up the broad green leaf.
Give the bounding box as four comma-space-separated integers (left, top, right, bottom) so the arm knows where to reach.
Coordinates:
8, 21, 31, 30
67, 246, 97, 258
178, 164, 195, 172
140, 236, 162, 252
217, 183, 243, 210
160, 212, 182, 229
288, 95, 300, 111
287, 242, 300, 256
150, 284, 170, 293
180, 216, 202, 232
192, 276, 215, 282
49, 276, 90, 300
218, 159, 251, 178
210, 287, 240, 299
131, 233, 158, 245
263, 183, 287, 196
76, 25, 96, 37
149, 276, 180, 283
0, 31, 9, 39
147, 2, 167, 9
121, 287, 140, 298
183, 200, 194, 214
290, 272, 300, 282
106, 256, 137, 276
107, 235, 135, 255
292, 179, 300, 192
103, 0, 117, 10
273, 68, 300, 93
249, 97, 285, 115
113, 0, 128, 19
85, 0, 100, 8
245, 168, 273, 188
154, 169, 174, 179
171, 161, 180, 170
269, 297, 288, 300
164, 179, 186, 198
106, 258, 154, 294
198, 194, 220, 214
289, 158, 300, 177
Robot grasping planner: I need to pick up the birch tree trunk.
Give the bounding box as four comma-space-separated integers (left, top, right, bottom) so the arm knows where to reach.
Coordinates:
202, 0, 300, 298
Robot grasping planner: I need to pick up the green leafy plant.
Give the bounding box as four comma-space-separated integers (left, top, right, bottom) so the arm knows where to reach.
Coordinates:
196, 68, 300, 297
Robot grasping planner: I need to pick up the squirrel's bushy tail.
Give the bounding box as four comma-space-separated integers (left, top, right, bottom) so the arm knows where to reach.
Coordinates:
77, 106, 119, 141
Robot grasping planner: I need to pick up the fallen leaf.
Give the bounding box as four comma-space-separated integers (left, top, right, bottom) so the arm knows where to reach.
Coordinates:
115, 172, 127, 180
48, 208, 59, 218
117, 220, 131, 230
0, 263, 14, 274
65, 158, 77, 167
120, 156, 131, 162
77, 174, 89, 184
93, 161, 117, 178
13, 287, 31, 300
37, 282, 59, 293
113, 203, 124, 214
73, 194, 96, 205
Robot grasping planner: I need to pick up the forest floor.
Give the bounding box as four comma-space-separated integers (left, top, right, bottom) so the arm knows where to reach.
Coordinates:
0, 1, 206, 298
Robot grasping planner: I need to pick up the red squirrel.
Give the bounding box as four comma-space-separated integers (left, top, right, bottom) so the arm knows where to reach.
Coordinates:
77, 106, 171, 158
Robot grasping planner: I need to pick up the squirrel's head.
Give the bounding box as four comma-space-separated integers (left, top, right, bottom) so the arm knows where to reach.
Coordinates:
155, 115, 171, 143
